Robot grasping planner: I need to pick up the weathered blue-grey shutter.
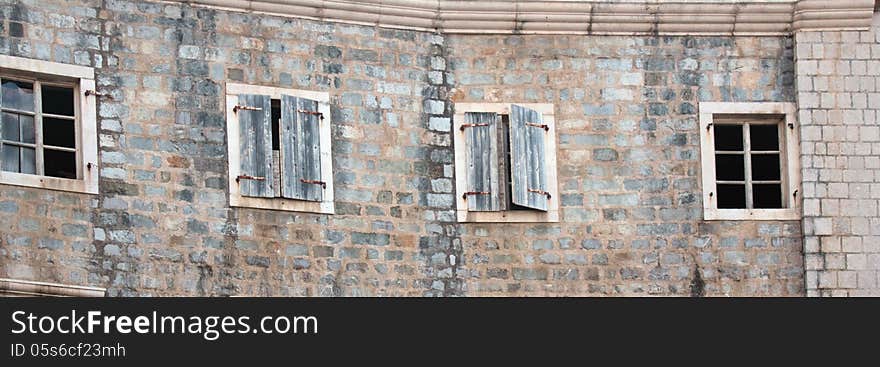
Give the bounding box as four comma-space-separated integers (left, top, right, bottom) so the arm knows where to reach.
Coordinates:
237, 94, 274, 197
280, 95, 323, 202
464, 112, 501, 211
509, 104, 548, 211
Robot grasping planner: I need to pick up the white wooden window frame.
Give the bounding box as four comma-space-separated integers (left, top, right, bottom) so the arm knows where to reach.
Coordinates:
0, 55, 98, 195
225, 83, 334, 214
699, 102, 800, 221
453, 103, 559, 223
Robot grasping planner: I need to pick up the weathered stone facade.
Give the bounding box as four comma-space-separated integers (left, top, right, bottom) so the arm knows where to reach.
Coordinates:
797, 15, 880, 297
0, 0, 874, 297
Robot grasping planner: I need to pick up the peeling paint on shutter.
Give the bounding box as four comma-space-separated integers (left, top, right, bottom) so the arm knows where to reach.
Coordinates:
238, 94, 273, 198
464, 112, 501, 211
280, 95, 323, 202
509, 104, 548, 211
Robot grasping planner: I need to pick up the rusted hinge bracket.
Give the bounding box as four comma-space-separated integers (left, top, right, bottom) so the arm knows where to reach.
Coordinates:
233, 105, 263, 113
300, 178, 327, 189
298, 109, 325, 120
526, 122, 549, 131
236, 175, 266, 182
460, 123, 489, 131
84, 89, 110, 98
528, 188, 552, 199
706, 123, 713, 131
462, 191, 491, 199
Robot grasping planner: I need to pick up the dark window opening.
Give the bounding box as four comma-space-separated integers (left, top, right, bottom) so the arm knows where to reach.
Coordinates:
44, 149, 76, 179
43, 117, 75, 148
751, 154, 781, 181
271, 99, 281, 151
500, 114, 530, 211
749, 124, 779, 151
714, 124, 743, 151
715, 154, 744, 181
41, 86, 75, 116
717, 184, 746, 209
753, 184, 782, 209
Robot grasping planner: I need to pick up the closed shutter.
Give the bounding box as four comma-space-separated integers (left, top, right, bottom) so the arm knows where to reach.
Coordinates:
237, 94, 274, 198
509, 104, 549, 211
280, 95, 323, 202
464, 112, 502, 211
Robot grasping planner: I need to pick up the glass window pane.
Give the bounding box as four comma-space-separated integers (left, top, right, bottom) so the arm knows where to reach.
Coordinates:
1, 144, 19, 172
2, 112, 20, 141
752, 154, 781, 181
44, 149, 76, 179
717, 184, 746, 209
714, 124, 743, 151
753, 184, 783, 208
1, 80, 34, 111
750, 124, 780, 151
43, 117, 76, 148
715, 154, 745, 181
41, 85, 75, 116
21, 147, 35, 174
20, 114, 34, 144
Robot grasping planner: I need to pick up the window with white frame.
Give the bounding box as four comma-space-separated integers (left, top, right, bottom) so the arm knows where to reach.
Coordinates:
453, 103, 559, 223
0, 55, 98, 194
699, 102, 800, 221
225, 83, 334, 214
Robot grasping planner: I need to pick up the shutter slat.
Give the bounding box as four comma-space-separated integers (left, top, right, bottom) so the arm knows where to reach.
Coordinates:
281, 95, 323, 201
510, 104, 548, 211
464, 112, 501, 211
238, 94, 274, 198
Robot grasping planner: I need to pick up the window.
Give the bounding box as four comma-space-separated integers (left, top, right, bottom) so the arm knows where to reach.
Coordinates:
453, 103, 559, 223
0, 55, 98, 194
699, 102, 800, 220
225, 83, 334, 214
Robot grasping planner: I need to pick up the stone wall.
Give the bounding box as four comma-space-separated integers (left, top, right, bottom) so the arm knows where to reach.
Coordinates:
0, 0, 806, 296
797, 13, 880, 297
447, 35, 804, 296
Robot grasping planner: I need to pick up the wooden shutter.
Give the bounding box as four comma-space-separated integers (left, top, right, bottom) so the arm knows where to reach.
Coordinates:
280, 95, 323, 202
464, 112, 502, 211
237, 94, 274, 198
509, 104, 549, 211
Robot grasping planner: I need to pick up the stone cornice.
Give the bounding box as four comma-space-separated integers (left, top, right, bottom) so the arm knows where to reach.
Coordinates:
173, 0, 874, 35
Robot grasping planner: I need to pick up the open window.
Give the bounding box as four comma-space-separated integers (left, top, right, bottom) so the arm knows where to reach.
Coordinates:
226, 83, 333, 214
0, 55, 98, 194
453, 103, 559, 223
699, 102, 800, 220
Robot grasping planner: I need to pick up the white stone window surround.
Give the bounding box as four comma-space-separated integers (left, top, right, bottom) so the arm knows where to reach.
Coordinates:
453, 102, 560, 223
0, 278, 106, 297
699, 102, 801, 221
0, 55, 99, 195
225, 82, 334, 214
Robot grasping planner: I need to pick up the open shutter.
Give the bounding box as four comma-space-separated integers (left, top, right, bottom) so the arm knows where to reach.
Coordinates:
463, 112, 502, 211
237, 94, 273, 198
509, 104, 549, 211
280, 95, 323, 202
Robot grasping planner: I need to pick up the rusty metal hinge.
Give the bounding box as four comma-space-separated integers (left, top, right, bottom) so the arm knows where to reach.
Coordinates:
460, 123, 489, 131
233, 105, 263, 113
528, 188, 552, 199
526, 122, 549, 131
84, 89, 110, 99
236, 175, 266, 182
300, 178, 327, 189
462, 191, 491, 199
298, 109, 324, 120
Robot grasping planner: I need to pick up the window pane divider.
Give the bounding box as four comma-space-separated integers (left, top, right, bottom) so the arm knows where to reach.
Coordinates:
0, 141, 36, 148
0, 107, 35, 116
43, 145, 76, 152
42, 113, 75, 120
715, 150, 744, 154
